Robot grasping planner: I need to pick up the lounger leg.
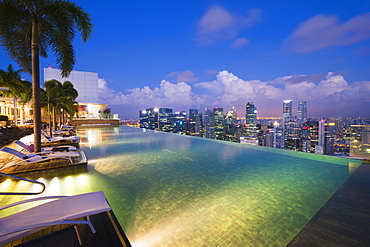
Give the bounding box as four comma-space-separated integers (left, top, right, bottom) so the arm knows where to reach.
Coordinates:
87, 216, 96, 234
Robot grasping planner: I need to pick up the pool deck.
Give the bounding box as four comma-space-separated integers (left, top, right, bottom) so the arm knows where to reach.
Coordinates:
287, 163, 370, 246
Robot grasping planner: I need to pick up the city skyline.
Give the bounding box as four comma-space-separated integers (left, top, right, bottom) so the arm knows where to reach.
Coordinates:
1, 0, 369, 119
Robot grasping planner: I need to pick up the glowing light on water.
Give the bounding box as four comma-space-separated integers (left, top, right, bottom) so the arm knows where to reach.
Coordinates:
0, 179, 12, 191
76, 174, 90, 191
45, 177, 61, 195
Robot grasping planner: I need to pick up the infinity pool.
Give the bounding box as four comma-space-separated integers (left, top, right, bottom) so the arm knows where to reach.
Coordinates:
1, 126, 361, 246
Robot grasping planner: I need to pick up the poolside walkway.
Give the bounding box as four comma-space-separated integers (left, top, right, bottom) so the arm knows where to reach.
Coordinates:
287, 163, 370, 247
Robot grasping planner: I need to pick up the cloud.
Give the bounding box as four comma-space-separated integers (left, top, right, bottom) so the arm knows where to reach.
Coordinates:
288, 12, 370, 52
232, 38, 249, 48
98, 71, 370, 118
166, 70, 199, 82
99, 79, 194, 108
196, 6, 261, 46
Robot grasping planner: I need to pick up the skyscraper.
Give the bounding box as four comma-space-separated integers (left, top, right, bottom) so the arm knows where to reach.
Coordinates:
173, 111, 186, 133
245, 102, 257, 137
316, 119, 336, 154
297, 101, 307, 122
282, 100, 293, 148
213, 107, 224, 140
159, 108, 173, 132
203, 108, 214, 139
139, 110, 149, 128
283, 100, 292, 117
145, 108, 159, 130
188, 109, 198, 136
225, 107, 237, 142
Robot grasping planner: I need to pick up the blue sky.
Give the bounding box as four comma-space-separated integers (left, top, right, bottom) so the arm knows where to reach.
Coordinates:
1, 0, 370, 119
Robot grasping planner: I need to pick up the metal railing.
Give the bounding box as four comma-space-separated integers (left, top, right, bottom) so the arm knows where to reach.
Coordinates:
0, 172, 45, 195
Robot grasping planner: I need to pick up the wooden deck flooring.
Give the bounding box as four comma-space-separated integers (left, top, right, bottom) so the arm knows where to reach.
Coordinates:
287, 163, 370, 247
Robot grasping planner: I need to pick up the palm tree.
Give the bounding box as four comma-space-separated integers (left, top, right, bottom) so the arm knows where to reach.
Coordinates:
41, 79, 78, 137
41, 79, 62, 136
58, 81, 78, 125
0, 0, 92, 152
0, 64, 32, 125
0, 64, 32, 103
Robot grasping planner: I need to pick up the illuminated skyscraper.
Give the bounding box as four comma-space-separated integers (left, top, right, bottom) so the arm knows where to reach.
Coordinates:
213, 108, 224, 140
282, 100, 293, 148
145, 108, 159, 130
317, 120, 335, 154
203, 108, 214, 139
225, 107, 237, 142
139, 110, 149, 128
246, 102, 258, 137
173, 111, 186, 133
188, 109, 198, 136
297, 101, 307, 122
283, 100, 292, 117
159, 108, 173, 132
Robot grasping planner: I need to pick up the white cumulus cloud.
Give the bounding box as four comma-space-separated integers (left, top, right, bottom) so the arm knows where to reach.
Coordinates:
98, 71, 370, 118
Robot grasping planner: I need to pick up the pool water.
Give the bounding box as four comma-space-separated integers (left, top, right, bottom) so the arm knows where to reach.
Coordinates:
0, 126, 361, 246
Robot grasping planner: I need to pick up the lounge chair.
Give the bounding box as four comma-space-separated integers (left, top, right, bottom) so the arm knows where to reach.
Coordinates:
0, 147, 75, 169
0, 191, 111, 246
14, 140, 78, 153
41, 132, 80, 145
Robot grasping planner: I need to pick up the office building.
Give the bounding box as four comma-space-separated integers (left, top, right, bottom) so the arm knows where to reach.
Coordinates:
139, 110, 149, 128
297, 101, 307, 122
173, 111, 187, 133
188, 109, 198, 136
213, 108, 224, 140
317, 120, 335, 154
245, 102, 258, 137
159, 108, 173, 132
203, 108, 215, 139
283, 100, 292, 117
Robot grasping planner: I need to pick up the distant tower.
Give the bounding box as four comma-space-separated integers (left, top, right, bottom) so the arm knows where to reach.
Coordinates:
188, 109, 199, 136
225, 106, 237, 141
245, 102, 257, 137
213, 107, 224, 140
144, 108, 159, 130
297, 101, 307, 122
139, 109, 149, 128
283, 100, 292, 117
203, 108, 215, 139
173, 111, 187, 133
159, 108, 173, 132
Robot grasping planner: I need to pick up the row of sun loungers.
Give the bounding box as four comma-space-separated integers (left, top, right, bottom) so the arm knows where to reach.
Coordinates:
0, 128, 133, 246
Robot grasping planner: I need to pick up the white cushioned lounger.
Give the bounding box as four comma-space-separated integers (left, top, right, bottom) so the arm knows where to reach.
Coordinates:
0, 191, 111, 246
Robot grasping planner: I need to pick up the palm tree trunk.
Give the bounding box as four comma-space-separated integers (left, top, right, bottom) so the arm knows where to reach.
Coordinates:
48, 101, 53, 137
53, 107, 57, 130
32, 20, 41, 152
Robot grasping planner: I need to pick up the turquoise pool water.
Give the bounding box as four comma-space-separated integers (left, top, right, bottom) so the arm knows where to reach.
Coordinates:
1, 126, 361, 246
